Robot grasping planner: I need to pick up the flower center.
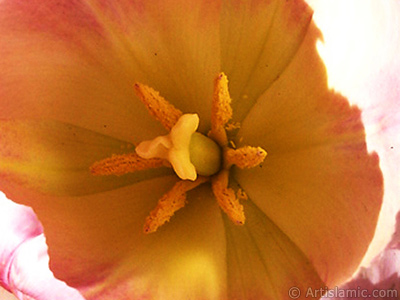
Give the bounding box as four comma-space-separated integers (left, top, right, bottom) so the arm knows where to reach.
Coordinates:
134, 113, 222, 181
89, 73, 267, 233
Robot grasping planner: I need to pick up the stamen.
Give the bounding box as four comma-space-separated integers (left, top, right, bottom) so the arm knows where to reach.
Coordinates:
144, 177, 209, 233
134, 83, 183, 131
90, 153, 168, 176
225, 146, 267, 169
211, 170, 245, 225
209, 73, 233, 146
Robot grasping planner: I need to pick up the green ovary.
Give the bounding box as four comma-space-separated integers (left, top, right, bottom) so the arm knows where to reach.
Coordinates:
189, 132, 222, 177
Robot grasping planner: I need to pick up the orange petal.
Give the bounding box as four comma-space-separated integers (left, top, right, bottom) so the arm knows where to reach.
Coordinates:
0, 0, 221, 138
224, 198, 324, 299
220, 0, 313, 121
1, 177, 227, 300
309, 0, 400, 265
0, 120, 172, 196
234, 23, 383, 286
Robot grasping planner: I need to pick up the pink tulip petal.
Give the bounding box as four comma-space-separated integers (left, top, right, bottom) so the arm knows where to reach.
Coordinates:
328, 251, 400, 300
307, 0, 400, 265
9, 235, 85, 300
235, 20, 383, 287
0, 193, 84, 300
305, 1, 400, 298
223, 198, 324, 299
220, 0, 313, 121
0, 194, 42, 293
1, 178, 228, 299
0, 0, 314, 135
0, 0, 221, 137
325, 212, 400, 300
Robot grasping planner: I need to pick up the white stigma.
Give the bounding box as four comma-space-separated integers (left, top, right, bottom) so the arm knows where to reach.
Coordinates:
135, 114, 199, 181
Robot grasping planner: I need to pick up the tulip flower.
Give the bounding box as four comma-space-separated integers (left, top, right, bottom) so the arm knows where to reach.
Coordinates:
0, 0, 391, 299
